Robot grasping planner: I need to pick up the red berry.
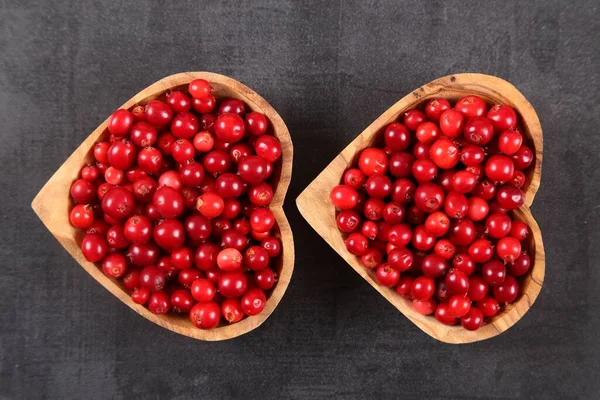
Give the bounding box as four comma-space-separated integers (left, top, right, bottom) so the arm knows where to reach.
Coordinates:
376, 263, 400, 287
241, 288, 266, 316
461, 307, 484, 331
448, 295, 471, 318
188, 79, 212, 99
190, 302, 221, 329
108, 109, 134, 136
358, 148, 388, 176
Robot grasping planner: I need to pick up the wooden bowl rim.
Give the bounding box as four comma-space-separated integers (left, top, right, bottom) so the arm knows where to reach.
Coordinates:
31, 72, 295, 341
296, 73, 544, 344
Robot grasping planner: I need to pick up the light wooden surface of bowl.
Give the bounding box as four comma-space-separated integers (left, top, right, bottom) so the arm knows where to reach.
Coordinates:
296, 73, 544, 344
32, 72, 295, 341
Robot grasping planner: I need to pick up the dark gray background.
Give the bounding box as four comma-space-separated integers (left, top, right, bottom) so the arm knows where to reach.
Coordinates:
1, 0, 599, 399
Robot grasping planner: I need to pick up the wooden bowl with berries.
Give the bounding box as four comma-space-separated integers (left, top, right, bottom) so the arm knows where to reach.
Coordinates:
297, 73, 544, 344
31, 72, 294, 341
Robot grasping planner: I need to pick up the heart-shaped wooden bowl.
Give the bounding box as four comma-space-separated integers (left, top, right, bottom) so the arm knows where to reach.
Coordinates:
31, 72, 294, 341
296, 73, 544, 343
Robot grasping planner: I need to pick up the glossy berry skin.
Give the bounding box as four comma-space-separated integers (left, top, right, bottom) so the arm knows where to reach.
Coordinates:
170, 289, 194, 313
498, 130, 523, 155
71, 179, 96, 204
467, 276, 489, 301
250, 208, 275, 232
411, 276, 435, 300
336, 210, 361, 233
153, 219, 185, 251
425, 98, 451, 122
188, 79, 212, 99
511, 146, 534, 170
166, 90, 192, 113
455, 95, 487, 118
421, 254, 447, 279
365, 175, 392, 199
435, 303, 458, 325
139, 266, 166, 292
215, 113, 245, 143
467, 196, 489, 221
415, 122, 440, 144
171, 112, 199, 139
190, 302, 221, 329
412, 159, 438, 182
358, 148, 388, 176
461, 307, 484, 331
403, 109, 427, 130
191, 278, 216, 302
482, 260, 506, 286
414, 183, 444, 212
477, 296, 500, 317
508, 253, 531, 277
196, 192, 224, 218
241, 288, 267, 316
152, 186, 184, 219
330, 185, 359, 209
102, 186, 135, 220
345, 232, 369, 256
448, 295, 471, 318
464, 117, 494, 145
444, 192, 468, 219
389, 152, 414, 178
496, 237, 522, 263
387, 248, 413, 272
70, 204, 95, 229
221, 299, 245, 323
387, 223, 412, 247
486, 212, 512, 239
343, 168, 366, 189
449, 219, 476, 246
145, 100, 173, 126
439, 109, 465, 137
493, 275, 520, 303
384, 122, 411, 151
255, 268, 277, 290
148, 291, 171, 314
468, 238, 494, 263
108, 109, 134, 136
217, 248, 243, 271
487, 105, 517, 133
452, 171, 477, 194
413, 298, 437, 315
376, 264, 400, 287
485, 155, 514, 183
254, 135, 282, 163
124, 215, 153, 244
238, 155, 268, 184
430, 139, 460, 169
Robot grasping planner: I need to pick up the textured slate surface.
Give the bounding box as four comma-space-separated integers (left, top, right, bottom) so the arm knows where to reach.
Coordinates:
1, 0, 599, 399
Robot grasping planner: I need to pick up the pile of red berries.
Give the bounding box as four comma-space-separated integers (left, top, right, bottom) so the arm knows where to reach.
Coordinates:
331, 96, 534, 331
69, 78, 283, 329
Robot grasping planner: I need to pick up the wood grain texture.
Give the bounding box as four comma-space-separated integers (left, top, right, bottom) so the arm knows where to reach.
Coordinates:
296, 73, 544, 344
31, 72, 295, 341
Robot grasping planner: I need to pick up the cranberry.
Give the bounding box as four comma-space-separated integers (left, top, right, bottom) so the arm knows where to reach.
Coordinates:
415, 122, 440, 144
190, 278, 216, 302
196, 192, 224, 218
384, 122, 411, 151
389, 152, 414, 178
244, 246, 270, 271
189, 79, 212, 99
496, 184, 525, 210
178, 268, 203, 288
425, 98, 451, 121
413, 298, 437, 315
460, 144, 485, 166
241, 288, 266, 316
452, 254, 475, 275
477, 296, 500, 317
108, 109, 134, 136
455, 95, 487, 118
482, 260, 506, 286
245, 112, 268, 136
498, 130, 523, 155
70, 204, 95, 229
412, 142, 431, 160
421, 254, 447, 278
139, 266, 166, 292
411, 276, 435, 300
194, 243, 219, 271
468, 238, 494, 263
261, 237, 281, 258
249, 208, 275, 232
496, 236, 522, 263
71, 179, 96, 204
391, 179, 415, 204
395, 276, 414, 298
101, 186, 134, 220
190, 302, 221, 329
448, 295, 471, 318
412, 159, 438, 182
203, 150, 231, 175
508, 253, 531, 277
361, 221, 378, 240
153, 219, 185, 251
434, 239, 456, 260
464, 117, 494, 145
449, 219, 476, 246
253, 268, 277, 291
439, 109, 465, 137
430, 139, 459, 169
388, 248, 413, 272
485, 212, 511, 239
214, 113, 245, 143
254, 135, 282, 163
487, 104, 517, 133
466, 196, 489, 221
467, 276, 489, 301
365, 175, 392, 198
145, 100, 172, 126
345, 232, 369, 256
493, 275, 519, 303
461, 307, 483, 331
148, 291, 171, 314
193, 131, 215, 153
387, 223, 412, 247
238, 155, 268, 184
343, 168, 366, 189
403, 109, 427, 130
358, 148, 388, 176
414, 183, 444, 212
435, 303, 458, 325
511, 145, 534, 170
444, 192, 468, 219
376, 264, 400, 287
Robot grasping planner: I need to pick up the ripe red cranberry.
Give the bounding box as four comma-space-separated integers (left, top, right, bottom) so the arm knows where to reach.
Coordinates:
203, 150, 231, 175
455, 95, 487, 118
391, 179, 416, 204
498, 130, 523, 155
508, 253, 531, 276
468, 238, 494, 263
71, 179, 96, 204
421, 254, 447, 278
466, 196, 489, 221
412, 159, 438, 182
414, 183, 444, 212
171, 112, 199, 139
496, 184, 525, 210
387, 223, 412, 247
245, 112, 268, 136
460, 144, 485, 166
412, 142, 431, 160
444, 192, 468, 219
193, 131, 215, 153
188, 79, 212, 99
191, 278, 216, 303
415, 122, 440, 144
336, 210, 361, 233
358, 148, 388, 176
145, 100, 173, 126
485, 212, 512, 239
487, 105, 517, 133
452, 254, 475, 275
196, 192, 225, 218
345, 232, 369, 256
152, 186, 183, 219
461, 307, 483, 331
365, 175, 392, 198
148, 291, 171, 314
244, 246, 270, 271
448, 295, 471, 318
361, 221, 378, 240
467, 276, 489, 301
430, 138, 460, 169
101, 186, 134, 220
496, 237, 522, 263
413, 298, 437, 315
139, 266, 166, 292
221, 298, 245, 323
485, 155, 514, 183
170, 289, 194, 313
464, 117, 494, 145
214, 113, 245, 143
411, 276, 435, 300
384, 122, 411, 151
435, 303, 458, 325
343, 168, 366, 189
482, 260, 506, 286
445, 268, 469, 295
255, 268, 277, 291
387, 248, 413, 272
376, 264, 400, 287
493, 275, 520, 303
241, 288, 266, 316
434, 239, 456, 260
425, 98, 451, 121
153, 219, 185, 251
511, 145, 534, 170
403, 109, 427, 130
449, 219, 476, 246
389, 152, 414, 178
439, 109, 465, 137
238, 155, 268, 184
194, 243, 219, 271
166, 90, 192, 113
254, 135, 282, 163
178, 268, 203, 289
395, 276, 414, 299
249, 208, 274, 232
330, 185, 358, 210
477, 296, 500, 317
190, 302, 221, 329
108, 109, 134, 136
